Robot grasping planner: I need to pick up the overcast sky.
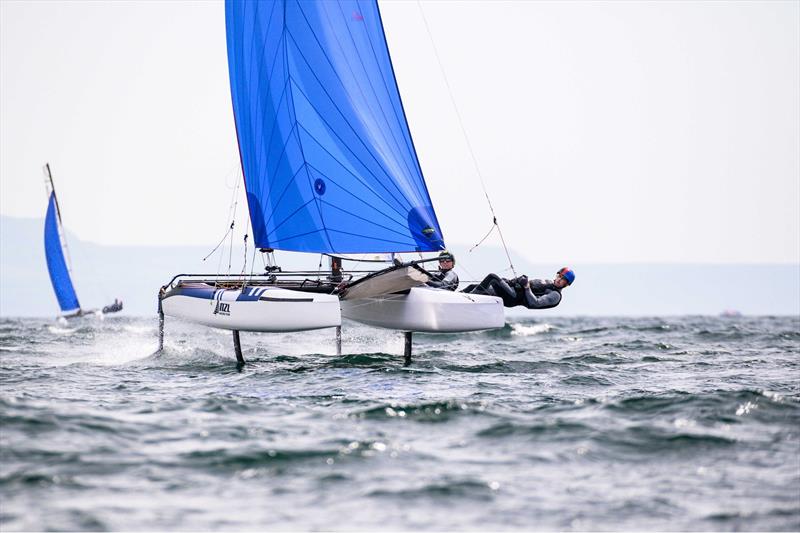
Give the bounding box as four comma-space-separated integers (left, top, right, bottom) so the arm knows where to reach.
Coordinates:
1, 0, 798, 265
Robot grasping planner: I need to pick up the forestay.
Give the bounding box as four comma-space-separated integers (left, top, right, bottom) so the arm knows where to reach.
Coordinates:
226, 0, 445, 254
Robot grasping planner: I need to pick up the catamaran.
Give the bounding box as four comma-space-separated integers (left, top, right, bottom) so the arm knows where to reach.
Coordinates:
43, 163, 123, 319
158, 0, 504, 364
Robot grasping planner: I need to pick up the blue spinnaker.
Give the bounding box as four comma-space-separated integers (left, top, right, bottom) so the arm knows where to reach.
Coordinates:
226, 0, 445, 254
44, 193, 80, 314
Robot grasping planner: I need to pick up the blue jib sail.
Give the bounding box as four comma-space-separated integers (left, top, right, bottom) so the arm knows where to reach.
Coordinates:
226, 0, 445, 254
44, 192, 80, 314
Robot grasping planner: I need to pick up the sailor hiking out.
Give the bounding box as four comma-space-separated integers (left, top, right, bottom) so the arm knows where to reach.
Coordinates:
102, 298, 123, 314
464, 267, 575, 309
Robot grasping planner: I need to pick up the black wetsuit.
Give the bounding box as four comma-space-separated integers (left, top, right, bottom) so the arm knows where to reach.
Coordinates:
426, 269, 459, 291
464, 274, 562, 309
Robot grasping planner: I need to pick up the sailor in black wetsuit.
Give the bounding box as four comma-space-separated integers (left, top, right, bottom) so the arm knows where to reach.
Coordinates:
102, 298, 124, 314
464, 267, 575, 309
426, 251, 459, 291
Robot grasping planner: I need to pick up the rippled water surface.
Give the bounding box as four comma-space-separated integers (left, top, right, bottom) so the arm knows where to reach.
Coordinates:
1, 315, 798, 531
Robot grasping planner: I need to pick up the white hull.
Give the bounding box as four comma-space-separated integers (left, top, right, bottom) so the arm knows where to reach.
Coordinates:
162, 286, 341, 332
341, 287, 505, 333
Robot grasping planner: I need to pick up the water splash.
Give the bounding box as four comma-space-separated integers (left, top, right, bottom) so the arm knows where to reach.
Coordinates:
510, 323, 554, 336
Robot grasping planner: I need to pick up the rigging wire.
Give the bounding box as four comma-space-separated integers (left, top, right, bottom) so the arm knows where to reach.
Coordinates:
469, 219, 496, 253
203, 165, 243, 294
227, 204, 237, 273
215, 224, 228, 283
241, 233, 249, 276
203, 222, 234, 262
226, 171, 241, 274
241, 198, 252, 279
249, 247, 258, 280
204, 170, 242, 263
415, 1, 517, 277
245, 245, 259, 292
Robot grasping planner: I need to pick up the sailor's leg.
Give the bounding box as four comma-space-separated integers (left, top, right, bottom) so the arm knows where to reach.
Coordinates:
486, 277, 518, 307
404, 331, 412, 366
475, 273, 503, 294
336, 326, 342, 356
233, 330, 245, 365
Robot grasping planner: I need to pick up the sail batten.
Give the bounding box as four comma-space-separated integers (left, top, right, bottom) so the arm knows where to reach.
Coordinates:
294, 118, 413, 221
282, 29, 416, 202
318, 198, 419, 240
289, 2, 422, 196
226, 0, 445, 254
307, 165, 411, 230
284, 74, 414, 213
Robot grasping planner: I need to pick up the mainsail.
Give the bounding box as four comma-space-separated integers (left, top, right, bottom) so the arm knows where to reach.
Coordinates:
44, 190, 81, 315
226, 0, 445, 254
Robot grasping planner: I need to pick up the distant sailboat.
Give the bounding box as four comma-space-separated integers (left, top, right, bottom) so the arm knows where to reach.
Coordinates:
158, 0, 503, 363
43, 163, 122, 318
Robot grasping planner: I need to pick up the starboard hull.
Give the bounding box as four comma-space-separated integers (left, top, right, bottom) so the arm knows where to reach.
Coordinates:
161, 284, 341, 332
341, 287, 505, 333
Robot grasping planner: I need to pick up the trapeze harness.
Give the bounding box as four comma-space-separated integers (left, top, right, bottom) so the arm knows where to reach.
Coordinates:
426, 269, 460, 291
464, 274, 562, 309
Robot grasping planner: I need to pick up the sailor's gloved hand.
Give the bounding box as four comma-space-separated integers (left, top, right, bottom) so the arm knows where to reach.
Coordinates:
334, 281, 348, 296
515, 275, 529, 288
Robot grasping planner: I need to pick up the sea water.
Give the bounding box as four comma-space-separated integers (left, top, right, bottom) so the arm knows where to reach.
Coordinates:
1, 315, 798, 531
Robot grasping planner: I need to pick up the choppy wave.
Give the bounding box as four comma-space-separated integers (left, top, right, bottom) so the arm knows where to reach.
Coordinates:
510, 322, 554, 336
0, 315, 798, 531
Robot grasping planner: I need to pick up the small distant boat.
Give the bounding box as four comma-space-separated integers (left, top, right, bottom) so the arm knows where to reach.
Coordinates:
43, 163, 123, 318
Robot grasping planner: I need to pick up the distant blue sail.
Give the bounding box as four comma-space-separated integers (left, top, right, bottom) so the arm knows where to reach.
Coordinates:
44, 193, 80, 314
226, 0, 445, 254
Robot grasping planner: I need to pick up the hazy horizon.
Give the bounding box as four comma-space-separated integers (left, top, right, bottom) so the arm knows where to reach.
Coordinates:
2, 215, 798, 318
6, 214, 800, 266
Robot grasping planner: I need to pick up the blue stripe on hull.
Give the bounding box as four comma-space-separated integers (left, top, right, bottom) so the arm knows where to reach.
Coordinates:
236, 287, 267, 301
171, 286, 272, 302
175, 287, 218, 300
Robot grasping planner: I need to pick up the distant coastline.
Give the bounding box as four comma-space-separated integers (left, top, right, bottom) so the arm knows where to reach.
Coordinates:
2, 216, 798, 317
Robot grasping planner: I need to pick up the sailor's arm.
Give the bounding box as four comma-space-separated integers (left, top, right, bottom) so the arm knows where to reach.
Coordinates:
426, 270, 459, 290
